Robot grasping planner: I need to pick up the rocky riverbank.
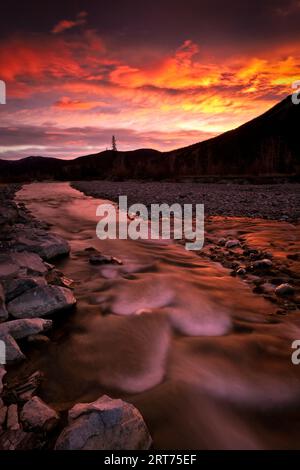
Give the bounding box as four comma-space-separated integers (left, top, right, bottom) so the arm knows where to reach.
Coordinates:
0, 185, 151, 450
72, 181, 300, 222
73, 180, 300, 317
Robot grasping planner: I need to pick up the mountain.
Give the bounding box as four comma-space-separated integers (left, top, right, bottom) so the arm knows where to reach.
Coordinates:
0, 95, 299, 182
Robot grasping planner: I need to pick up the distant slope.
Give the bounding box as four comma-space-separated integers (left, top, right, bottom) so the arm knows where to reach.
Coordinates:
165, 95, 300, 177
0, 95, 299, 182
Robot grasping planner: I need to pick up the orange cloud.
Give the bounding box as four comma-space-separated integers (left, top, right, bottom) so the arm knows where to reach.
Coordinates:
1, 32, 299, 155
51, 11, 88, 34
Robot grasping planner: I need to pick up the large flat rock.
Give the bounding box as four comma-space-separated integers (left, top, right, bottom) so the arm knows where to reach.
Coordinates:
13, 229, 70, 260
7, 285, 76, 319
0, 318, 52, 340
55, 395, 152, 450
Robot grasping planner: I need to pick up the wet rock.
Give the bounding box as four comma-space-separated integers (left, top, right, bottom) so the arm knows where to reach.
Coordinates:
7, 404, 20, 431
0, 318, 52, 340
89, 253, 122, 265
252, 259, 273, 270
55, 395, 152, 450
0, 252, 47, 280
46, 269, 74, 288
7, 285, 76, 319
225, 239, 240, 249
1, 335, 25, 363
0, 284, 8, 322
275, 283, 295, 297
236, 267, 246, 276
0, 203, 19, 227
217, 238, 226, 246
0, 429, 42, 450
3, 276, 47, 302
21, 396, 59, 432
12, 229, 70, 260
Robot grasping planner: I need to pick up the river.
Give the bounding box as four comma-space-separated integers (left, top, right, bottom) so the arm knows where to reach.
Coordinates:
13, 182, 300, 449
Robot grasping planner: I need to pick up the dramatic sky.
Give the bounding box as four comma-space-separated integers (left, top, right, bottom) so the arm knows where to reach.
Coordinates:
0, 0, 300, 159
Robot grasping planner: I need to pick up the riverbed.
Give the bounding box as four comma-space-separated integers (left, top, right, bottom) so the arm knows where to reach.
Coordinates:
12, 182, 300, 449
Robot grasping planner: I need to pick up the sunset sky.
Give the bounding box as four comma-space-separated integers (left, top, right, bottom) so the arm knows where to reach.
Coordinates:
0, 0, 300, 159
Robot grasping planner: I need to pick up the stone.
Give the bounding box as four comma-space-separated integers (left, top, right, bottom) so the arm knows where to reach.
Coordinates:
0, 252, 47, 280
225, 239, 241, 249
55, 395, 152, 450
7, 404, 20, 431
0, 283, 8, 322
3, 276, 47, 302
89, 254, 122, 265
1, 335, 26, 363
236, 267, 246, 276
0, 203, 19, 227
275, 283, 295, 297
217, 238, 226, 246
0, 429, 42, 450
46, 269, 74, 288
0, 318, 52, 340
12, 229, 70, 260
252, 259, 273, 269
20, 396, 59, 432
7, 285, 76, 319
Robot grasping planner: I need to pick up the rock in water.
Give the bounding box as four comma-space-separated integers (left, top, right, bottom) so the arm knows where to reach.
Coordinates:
12, 229, 70, 260
225, 239, 241, 249
1, 335, 25, 363
252, 259, 273, 270
20, 396, 59, 432
0, 318, 52, 340
275, 283, 295, 297
7, 285, 76, 319
55, 395, 152, 450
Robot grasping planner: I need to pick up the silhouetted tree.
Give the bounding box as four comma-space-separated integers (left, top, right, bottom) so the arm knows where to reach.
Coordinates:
112, 135, 117, 152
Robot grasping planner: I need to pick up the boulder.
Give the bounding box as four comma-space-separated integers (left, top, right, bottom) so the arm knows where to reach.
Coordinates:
89, 254, 122, 265
275, 283, 295, 297
0, 203, 19, 227
0, 252, 47, 280
1, 335, 25, 363
7, 404, 20, 431
3, 276, 47, 302
20, 396, 59, 432
0, 318, 52, 340
252, 259, 273, 270
55, 395, 152, 450
12, 229, 70, 260
0, 429, 42, 450
225, 239, 241, 249
7, 285, 76, 319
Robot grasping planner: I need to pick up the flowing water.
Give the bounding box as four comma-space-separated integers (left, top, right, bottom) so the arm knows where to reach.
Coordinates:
13, 182, 300, 449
